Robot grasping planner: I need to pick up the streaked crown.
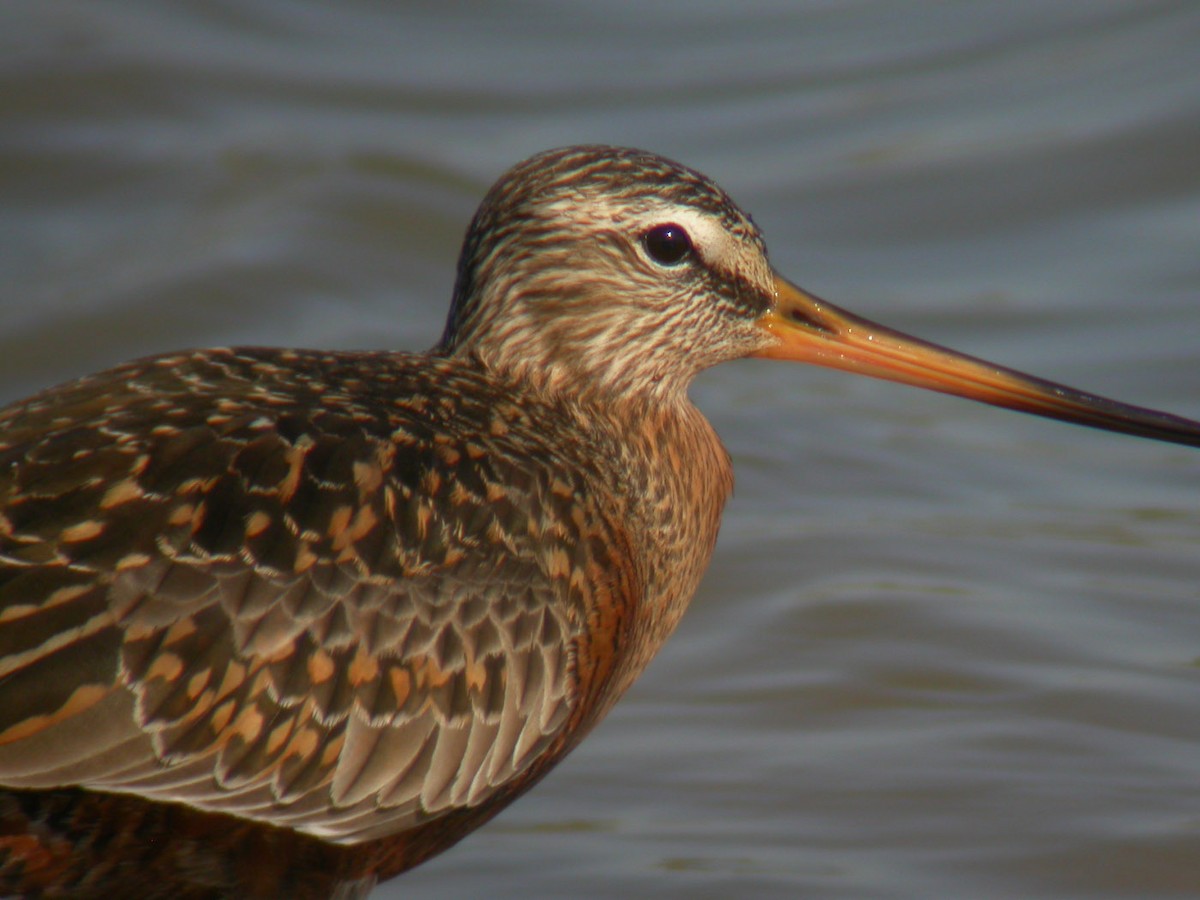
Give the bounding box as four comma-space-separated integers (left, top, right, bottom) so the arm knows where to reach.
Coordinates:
439, 146, 778, 400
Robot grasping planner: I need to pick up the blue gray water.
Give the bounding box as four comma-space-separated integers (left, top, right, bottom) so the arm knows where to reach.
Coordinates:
3, 3, 1199, 897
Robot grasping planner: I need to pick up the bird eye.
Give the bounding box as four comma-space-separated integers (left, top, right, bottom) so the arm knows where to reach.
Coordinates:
642, 224, 693, 266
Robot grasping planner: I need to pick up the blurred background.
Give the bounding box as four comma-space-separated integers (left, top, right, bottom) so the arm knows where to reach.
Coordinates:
3, 3, 1200, 897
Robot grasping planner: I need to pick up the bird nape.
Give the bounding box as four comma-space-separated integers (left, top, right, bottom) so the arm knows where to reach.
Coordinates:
1, 145, 1197, 899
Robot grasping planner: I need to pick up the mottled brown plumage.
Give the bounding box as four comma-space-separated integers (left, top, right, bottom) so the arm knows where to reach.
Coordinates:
0, 147, 749, 898
2, 146, 1198, 898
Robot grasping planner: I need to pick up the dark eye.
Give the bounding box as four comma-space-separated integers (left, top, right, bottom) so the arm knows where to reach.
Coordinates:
643, 223, 693, 266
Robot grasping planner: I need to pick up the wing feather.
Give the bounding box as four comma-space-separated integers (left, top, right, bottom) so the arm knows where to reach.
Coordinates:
0, 350, 635, 843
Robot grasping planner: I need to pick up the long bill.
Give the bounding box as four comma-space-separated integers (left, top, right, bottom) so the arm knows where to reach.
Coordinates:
755, 274, 1200, 449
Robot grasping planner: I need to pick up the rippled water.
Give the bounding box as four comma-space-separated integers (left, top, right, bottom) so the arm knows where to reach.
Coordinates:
4, 3, 1199, 897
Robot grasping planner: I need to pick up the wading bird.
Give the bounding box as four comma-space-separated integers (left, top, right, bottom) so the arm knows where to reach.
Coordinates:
1, 146, 1197, 898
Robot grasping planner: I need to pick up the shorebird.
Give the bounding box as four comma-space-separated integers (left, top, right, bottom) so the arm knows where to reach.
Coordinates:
1, 146, 1197, 898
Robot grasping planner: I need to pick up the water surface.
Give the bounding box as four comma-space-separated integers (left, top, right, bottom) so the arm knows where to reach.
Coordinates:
3, 3, 1199, 897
